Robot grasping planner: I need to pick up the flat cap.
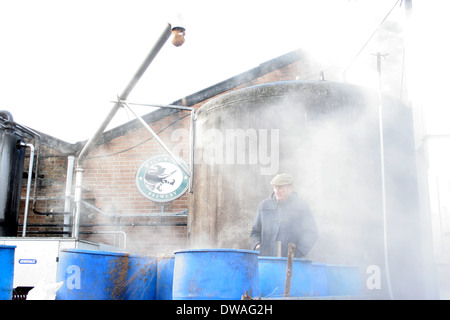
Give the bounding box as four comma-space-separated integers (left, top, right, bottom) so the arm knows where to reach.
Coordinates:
270, 173, 293, 186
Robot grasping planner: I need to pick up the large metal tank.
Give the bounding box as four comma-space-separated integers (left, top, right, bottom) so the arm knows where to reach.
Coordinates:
0, 111, 26, 236
188, 80, 432, 299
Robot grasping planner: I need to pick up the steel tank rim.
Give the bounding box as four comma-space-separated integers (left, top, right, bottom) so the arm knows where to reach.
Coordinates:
195, 80, 377, 120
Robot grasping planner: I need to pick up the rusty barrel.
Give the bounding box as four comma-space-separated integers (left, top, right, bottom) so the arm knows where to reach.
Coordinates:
56, 249, 129, 300
258, 256, 313, 298
125, 255, 157, 300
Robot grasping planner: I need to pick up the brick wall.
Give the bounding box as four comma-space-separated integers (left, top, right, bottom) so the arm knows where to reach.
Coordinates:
19, 61, 305, 255
19, 145, 69, 236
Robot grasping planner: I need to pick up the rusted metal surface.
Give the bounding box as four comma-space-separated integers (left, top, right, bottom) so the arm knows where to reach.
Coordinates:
284, 243, 296, 297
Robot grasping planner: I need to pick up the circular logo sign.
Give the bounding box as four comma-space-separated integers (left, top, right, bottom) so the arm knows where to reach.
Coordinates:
135, 155, 189, 203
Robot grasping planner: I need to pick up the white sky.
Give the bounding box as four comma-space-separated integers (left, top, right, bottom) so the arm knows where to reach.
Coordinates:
0, 0, 448, 144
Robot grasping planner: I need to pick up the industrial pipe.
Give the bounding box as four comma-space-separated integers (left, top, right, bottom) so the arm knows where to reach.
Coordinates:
72, 167, 83, 238
20, 126, 70, 217
0, 112, 42, 235
76, 23, 173, 166
120, 100, 190, 175
0, 110, 14, 125
22, 221, 187, 228
73, 22, 176, 238
20, 143, 35, 237
113, 101, 195, 192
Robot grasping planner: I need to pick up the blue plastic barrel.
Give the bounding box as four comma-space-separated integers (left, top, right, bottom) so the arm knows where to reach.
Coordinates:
311, 263, 328, 296
125, 255, 157, 300
326, 264, 361, 296
0, 245, 15, 300
56, 249, 129, 300
156, 256, 174, 300
258, 256, 313, 298
173, 249, 259, 300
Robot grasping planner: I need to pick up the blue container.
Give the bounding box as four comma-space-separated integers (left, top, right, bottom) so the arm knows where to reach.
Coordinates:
0, 245, 15, 300
326, 264, 361, 296
56, 249, 129, 300
125, 255, 157, 300
156, 256, 174, 300
258, 256, 313, 298
311, 263, 328, 296
173, 249, 259, 300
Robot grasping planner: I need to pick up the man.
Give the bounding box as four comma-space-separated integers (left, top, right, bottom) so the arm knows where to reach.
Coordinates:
251, 173, 318, 257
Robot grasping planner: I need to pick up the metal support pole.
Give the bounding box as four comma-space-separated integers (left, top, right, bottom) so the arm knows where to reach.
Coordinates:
110, 101, 195, 192
72, 167, 83, 238
76, 23, 172, 167
374, 52, 394, 300
189, 106, 195, 193
284, 242, 296, 297
21, 143, 35, 237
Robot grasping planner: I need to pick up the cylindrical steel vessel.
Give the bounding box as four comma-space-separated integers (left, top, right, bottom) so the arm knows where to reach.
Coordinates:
0, 112, 26, 236
0, 245, 16, 300
189, 80, 428, 299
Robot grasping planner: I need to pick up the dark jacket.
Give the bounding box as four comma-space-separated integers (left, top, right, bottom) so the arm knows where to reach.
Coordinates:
251, 192, 318, 257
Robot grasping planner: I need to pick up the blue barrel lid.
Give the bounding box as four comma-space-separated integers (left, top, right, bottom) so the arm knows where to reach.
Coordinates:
0, 245, 16, 249
61, 248, 128, 257
258, 256, 313, 262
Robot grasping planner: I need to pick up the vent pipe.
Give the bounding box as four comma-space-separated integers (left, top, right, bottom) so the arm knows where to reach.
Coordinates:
73, 22, 180, 238
77, 23, 173, 166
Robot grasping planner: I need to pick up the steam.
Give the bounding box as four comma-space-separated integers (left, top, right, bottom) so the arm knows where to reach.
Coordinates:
184, 80, 432, 299
82, 80, 429, 299
171, 27, 186, 47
